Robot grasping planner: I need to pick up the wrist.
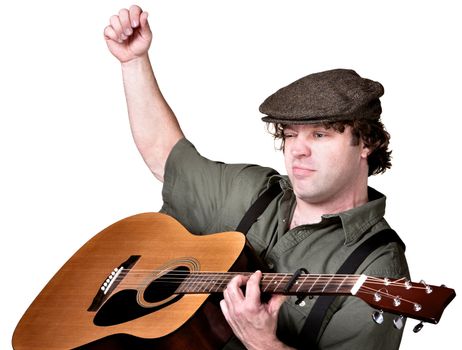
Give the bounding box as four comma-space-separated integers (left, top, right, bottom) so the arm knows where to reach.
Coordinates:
121, 54, 150, 70
245, 335, 294, 350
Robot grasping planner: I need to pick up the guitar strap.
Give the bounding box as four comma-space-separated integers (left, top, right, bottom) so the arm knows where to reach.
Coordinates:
235, 181, 282, 234
235, 181, 406, 350
299, 229, 405, 349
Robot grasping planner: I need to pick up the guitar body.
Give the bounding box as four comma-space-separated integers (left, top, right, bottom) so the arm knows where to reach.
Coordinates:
13, 213, 245, 350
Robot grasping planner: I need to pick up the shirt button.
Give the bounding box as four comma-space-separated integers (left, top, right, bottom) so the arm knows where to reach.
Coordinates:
268, 262, 274, 269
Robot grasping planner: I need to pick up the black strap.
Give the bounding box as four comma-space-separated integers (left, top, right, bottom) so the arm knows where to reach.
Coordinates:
235, 182, 282, 234
299, 229, 405, 349
234, 182, 405, 349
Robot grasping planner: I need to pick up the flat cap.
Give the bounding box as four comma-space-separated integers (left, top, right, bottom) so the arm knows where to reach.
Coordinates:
260, 69, 384, 124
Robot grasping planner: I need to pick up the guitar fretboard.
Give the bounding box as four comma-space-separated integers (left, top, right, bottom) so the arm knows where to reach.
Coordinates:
176, 273, 361, 295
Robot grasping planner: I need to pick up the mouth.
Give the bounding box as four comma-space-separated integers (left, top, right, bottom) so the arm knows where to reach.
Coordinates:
292, 166, 315, 177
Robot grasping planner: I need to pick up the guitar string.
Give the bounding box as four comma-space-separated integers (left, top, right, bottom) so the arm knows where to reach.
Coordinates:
116, 273, 419, 287
115, 281, 426, 296
118, 272, 416, 287
111, 270, 403, 287
356, 285, 424, 308
118, 275, 354, 287
111, 273, 429, 291
92, 265, 428, 297
94, 270, 430, 305
103, 276, 425, 307
111, 270, 394, 282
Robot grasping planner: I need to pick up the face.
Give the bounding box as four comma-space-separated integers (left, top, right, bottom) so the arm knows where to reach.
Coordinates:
283, 124, 370, 205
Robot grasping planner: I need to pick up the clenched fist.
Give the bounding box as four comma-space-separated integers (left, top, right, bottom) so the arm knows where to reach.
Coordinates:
104, 5, 152, 63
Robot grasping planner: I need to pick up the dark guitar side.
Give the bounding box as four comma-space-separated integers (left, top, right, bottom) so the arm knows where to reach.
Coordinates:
74, 300, 233, 350
12, 213, 245, 350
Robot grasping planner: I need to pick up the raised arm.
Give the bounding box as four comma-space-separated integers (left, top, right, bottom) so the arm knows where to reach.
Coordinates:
104, 5, 184, 182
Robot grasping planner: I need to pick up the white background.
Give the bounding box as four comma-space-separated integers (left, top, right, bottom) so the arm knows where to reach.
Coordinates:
1, 0, 460, 348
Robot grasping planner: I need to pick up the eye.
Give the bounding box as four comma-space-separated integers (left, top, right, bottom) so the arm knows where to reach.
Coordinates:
314, 132, 325, 138
283, 131, 296, 138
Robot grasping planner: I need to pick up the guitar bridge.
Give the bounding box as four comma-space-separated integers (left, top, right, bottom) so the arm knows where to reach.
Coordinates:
87, 255, 140, 311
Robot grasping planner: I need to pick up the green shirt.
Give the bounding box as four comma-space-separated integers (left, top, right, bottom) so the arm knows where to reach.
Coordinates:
161, 138, 410, 349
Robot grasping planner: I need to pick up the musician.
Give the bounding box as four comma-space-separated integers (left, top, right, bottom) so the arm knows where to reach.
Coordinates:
104, 5, 410, 349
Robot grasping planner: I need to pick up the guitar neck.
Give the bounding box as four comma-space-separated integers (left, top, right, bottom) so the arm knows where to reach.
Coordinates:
176, 272, 361, 296
174, 271, 456, 325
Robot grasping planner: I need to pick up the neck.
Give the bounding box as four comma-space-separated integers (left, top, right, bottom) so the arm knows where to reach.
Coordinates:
291, 184, 369, 227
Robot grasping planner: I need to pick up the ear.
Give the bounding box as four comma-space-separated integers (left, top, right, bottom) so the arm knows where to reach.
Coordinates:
360, 141, 371, 159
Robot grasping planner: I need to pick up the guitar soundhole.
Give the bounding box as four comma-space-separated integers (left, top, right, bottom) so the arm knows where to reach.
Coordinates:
144, 266, 190, 303
93, 266, 190, 327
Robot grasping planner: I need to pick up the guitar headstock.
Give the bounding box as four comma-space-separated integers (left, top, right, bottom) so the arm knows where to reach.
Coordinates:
355, 277, 456, 324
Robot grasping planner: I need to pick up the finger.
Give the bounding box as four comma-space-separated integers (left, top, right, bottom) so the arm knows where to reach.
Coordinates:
104, 25, 122, 43
220, 299, 240, 334
220, 299, 230, 320
245, 270, 262, 305
268, 295, 288, 316
139, 11, 150, 34
222, 287, 235, 316
229, 274, 249, 289
129, 4, 142, 28
118, 8, 133, 36
109, 15, 125, 41
225, 275, 248, 302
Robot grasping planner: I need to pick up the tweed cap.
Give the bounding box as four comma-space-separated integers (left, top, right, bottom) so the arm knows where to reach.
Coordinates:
260, 69, 384, 124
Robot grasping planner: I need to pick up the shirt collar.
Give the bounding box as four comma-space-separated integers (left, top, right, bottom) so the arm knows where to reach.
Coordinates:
272, 176, 387, 245
322, 187, 386, 245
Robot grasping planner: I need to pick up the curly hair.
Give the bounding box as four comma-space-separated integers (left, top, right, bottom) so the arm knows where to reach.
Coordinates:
266, 119, 392, 176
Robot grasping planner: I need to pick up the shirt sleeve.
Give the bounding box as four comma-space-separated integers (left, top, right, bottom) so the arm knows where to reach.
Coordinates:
160, 138, 278, 235
318, 297, 405, 349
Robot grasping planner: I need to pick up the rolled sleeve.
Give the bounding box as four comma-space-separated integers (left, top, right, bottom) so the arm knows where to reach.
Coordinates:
160, 138, 278, 234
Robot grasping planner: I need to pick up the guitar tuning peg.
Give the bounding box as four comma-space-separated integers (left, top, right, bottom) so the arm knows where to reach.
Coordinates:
393, 315, 405, 330
420, 280, 433, 294
413, 321, 424, 333
372, 310, 384, 325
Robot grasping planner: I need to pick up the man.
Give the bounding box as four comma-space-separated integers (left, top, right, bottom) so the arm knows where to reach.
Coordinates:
104, 5, 409, 349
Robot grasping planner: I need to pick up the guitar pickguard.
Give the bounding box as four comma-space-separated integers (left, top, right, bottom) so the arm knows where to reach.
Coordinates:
93, 266, 190, 326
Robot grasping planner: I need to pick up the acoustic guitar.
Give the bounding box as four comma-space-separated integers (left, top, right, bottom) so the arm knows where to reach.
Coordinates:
12, 213, 455, 349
